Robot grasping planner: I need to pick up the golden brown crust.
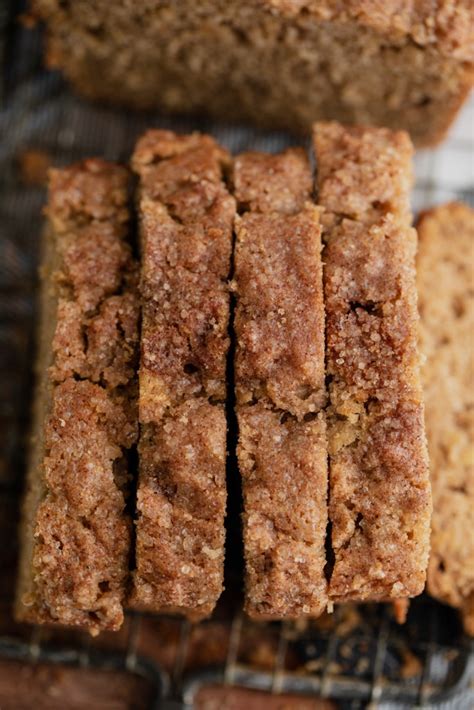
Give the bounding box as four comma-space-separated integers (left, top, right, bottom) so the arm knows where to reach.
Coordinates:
31, 379, 135, 629
47, 159, 131, 226
314, 122, 431, 603
238, 405, 328, 618
130, 131, 233, 619
233, 150, 328, 619
233, 208, 326, 417
16, 160, 138, 634
417, 202, 474, 636
314, 123, 414, 222
233, 149, 313, 215
264, 0, 474, 62
133, 400, 226, 618
133, 131, 234, 420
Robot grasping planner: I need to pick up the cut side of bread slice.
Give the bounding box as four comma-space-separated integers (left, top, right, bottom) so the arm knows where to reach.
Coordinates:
313, 122, 432, 604
129, 131, 234, 620
417, 202, 474, 636
15, 160, 139, 634
16, 124, 436, 631
33, 0, 473, 147
233, 149, 328, 619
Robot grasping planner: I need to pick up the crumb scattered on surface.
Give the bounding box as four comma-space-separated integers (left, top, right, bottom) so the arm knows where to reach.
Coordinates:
18, 150, 51, 186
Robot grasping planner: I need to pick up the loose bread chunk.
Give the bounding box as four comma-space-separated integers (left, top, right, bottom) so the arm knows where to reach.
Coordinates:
130, 131, 233, 619
33, 1, 473, 147
16, 160, 138, 634
233, 150, 328, 619
313, 123, 431, 603
417, 203, 474, 635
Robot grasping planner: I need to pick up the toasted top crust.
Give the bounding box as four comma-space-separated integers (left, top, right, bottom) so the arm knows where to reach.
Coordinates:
323, 215, 422, 411
314, 122, 413, 223
314, 122, 431, 601
48, 159, 130, 225
130, 130, 230, 619
234, 208, 326, 417
233, 149, 325, 417
18, 159, 138, 634
233, 149, 312, 214
132, 130, 234, 420
132, 129, 230, 173
47, 161, 138, 385
233, 147, 328, 619
34, 378, 134, 631
133, 398, 227, 618
47, 158, 137, 392
263, 0, 474, 62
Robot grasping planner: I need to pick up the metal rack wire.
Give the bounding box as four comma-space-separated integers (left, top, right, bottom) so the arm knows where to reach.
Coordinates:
179, 603, 474, 707
0, 3, 473, 708
0, 597, 472, 707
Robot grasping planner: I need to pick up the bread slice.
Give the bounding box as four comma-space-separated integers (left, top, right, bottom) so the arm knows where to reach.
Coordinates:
15, 160, 138, 634
33, 0, 473, 147
233, 150, 328, 619
417, 202, 474, 635
130, 131, 233, 620
313, 122, 431, 603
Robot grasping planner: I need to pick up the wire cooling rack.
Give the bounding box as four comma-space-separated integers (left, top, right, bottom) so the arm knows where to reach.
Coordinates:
0, 590, 473, 708
0, 3, 473, 708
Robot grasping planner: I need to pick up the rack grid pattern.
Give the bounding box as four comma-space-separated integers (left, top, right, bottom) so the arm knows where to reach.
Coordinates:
0, 597, 473, 708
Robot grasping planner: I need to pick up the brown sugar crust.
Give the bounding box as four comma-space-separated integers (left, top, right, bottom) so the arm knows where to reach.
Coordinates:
34, 379, 135, 629
134, 400, 226, 618
232, 149, 313, 215
417, 203, 474, 636
313, 122, 431, 603
265, 1, 474, 62
233, 206, 326, 417
238, 405, 327, 618
130, 131, 233, 619
133, 131, 233, 420
16, 160, 138, 634
233, 150, 328, 618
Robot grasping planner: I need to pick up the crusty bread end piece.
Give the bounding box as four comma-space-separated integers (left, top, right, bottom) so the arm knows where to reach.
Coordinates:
16, 160, 138, 634
417, 202, 474, 635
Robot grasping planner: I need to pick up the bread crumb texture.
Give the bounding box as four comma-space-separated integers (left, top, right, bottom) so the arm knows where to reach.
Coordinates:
417, 202, 474, 636
233, 149, 328, 618
20, 160, 138, 634
33, 0, 473, 145
130, 131, 233, 619
314, 122, 431, 603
